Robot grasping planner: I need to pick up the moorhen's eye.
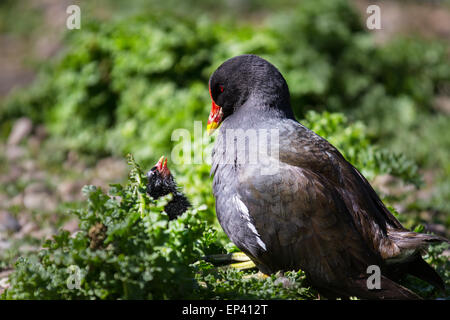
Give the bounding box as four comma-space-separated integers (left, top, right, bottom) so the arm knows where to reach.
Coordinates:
219, 85, 224, 93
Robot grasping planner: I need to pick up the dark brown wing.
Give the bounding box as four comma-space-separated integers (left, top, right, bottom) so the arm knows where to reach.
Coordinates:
236, 162, 378, 284
277, 120, 446, 292
278, 121, 405, 255
236, 163, 422, 299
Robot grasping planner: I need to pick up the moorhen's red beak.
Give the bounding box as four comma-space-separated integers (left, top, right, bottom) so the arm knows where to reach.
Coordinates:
207, 86, 223, 135
155, 156, 170, 177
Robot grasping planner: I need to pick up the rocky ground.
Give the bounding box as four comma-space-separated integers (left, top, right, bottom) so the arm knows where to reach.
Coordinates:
0, 118, 128, 294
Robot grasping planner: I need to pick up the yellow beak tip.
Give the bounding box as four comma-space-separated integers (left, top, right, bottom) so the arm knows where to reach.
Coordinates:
206, 123, 219, 135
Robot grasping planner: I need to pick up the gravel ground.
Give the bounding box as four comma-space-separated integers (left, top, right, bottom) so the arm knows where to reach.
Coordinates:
0, 117, 128, 288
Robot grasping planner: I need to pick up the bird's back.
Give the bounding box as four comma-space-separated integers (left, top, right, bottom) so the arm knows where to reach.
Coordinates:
211, 116, 446, 298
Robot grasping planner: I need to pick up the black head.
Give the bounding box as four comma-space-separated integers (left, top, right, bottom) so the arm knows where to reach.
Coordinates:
207, 54, 293, 134
146, 156, 176, 199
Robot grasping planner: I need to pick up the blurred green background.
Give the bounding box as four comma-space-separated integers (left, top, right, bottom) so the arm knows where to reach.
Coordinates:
0, 0, 449, 299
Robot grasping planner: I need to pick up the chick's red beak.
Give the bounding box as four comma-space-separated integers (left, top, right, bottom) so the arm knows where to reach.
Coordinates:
155, 156, 170, 177
207, 86, 223, 135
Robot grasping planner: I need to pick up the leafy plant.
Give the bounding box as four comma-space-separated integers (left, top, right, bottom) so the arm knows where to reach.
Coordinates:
301, 111, 422, 186
2, 155, 223, 299
2, 0, 448, 170
2, 153, 447, 300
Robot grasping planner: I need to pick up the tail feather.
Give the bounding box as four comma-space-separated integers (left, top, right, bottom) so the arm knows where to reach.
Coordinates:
350, 276, 422, 300
387, 230, 448, 292
388, 230, 449, 250
404, 256, 445, 292
318, 275, 422, 300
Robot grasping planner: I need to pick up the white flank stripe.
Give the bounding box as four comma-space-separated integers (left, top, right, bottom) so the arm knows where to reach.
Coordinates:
233, 195, 267, 251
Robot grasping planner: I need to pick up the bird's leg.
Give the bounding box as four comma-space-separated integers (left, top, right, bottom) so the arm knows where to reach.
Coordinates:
230, 252, 252, 262
203, 252, 252, 264
202, 252, 255, 270
230, 260, 256, 270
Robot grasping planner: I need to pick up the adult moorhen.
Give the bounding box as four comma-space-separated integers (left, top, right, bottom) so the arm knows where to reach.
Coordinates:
207, 54, 448, 299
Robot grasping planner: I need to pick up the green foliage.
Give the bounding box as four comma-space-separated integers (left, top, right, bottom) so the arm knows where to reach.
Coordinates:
195, 266, 317, 300
2, 155, 319, 300
0, 0, 44, 36
3, 154, 447, 300
1, 14, 217, 160
301, 111, 421, 186
1, 0, 449, 300
2, 0, 448, 169
400, 242, 450, 299
2, 155, 222, 299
